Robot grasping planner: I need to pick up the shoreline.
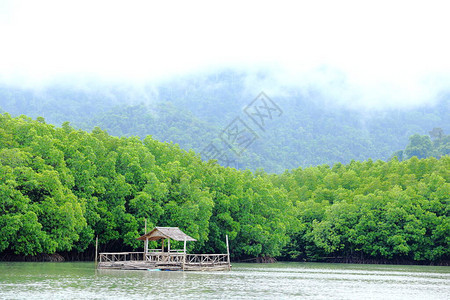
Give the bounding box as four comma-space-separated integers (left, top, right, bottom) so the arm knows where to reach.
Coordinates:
1, 253, 448, 266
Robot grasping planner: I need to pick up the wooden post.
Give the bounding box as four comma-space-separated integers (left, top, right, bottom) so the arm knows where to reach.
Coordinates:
95, 235, 98, 268
161, 238, 164, 252
168, 238, 171, 253
226, 234, 231, 270
144, 219, 148, 261
182, 236, 187, 271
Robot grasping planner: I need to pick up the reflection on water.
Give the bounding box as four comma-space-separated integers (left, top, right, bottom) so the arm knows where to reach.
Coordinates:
0, 262, 448, 299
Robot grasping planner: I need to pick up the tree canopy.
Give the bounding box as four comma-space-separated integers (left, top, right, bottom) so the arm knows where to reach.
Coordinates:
0, 113, 448, 263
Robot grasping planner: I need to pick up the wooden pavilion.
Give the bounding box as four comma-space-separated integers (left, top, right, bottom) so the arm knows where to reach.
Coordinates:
138, 227, 197, 254
97, 227, 231, 271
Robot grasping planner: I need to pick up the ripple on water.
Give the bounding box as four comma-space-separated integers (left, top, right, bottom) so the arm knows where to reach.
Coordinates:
0, 262, 448, 299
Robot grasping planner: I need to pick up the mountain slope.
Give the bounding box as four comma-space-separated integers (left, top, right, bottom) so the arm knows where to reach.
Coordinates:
1, 72, 449, 172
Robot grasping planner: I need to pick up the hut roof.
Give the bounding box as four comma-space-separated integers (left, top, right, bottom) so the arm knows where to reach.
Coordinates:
137, 227, 197, 242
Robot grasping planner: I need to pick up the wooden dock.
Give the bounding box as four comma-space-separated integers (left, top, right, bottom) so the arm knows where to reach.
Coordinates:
98, 252, 231, 271
97, 227, 231, 271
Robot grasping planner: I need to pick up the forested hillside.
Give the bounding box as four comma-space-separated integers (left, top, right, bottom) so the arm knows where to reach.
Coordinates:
392, 128, 450, 161
1, 114, 448, 263
1, 72, 449, 172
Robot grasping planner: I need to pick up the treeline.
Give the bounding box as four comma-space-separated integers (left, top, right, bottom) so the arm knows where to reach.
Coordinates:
0, 113, 448, 263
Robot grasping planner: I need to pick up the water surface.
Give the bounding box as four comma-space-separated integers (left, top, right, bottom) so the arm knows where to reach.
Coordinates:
0, 262, 448, 299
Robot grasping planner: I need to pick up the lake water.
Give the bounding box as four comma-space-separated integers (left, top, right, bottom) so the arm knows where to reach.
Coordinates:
0, 262, 448, 299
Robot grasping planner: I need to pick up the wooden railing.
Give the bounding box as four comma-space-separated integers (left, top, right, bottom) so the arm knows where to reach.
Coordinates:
145, 252, 184, 263
185, 254, 228, 265
99, 252, 145, 263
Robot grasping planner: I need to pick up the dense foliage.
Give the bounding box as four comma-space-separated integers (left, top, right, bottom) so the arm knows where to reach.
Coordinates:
1, 113, 448, 263
1, 72, 449, 173
392, 128, 450, 161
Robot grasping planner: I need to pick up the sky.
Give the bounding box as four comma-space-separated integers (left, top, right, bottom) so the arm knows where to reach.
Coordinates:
1, 0, 450, 109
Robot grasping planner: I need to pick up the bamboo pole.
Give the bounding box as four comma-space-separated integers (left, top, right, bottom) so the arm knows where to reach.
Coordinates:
144, 219, 148, 260
95, 235, 98, 268
226, 234, 231, 270
182, 237, 187, 271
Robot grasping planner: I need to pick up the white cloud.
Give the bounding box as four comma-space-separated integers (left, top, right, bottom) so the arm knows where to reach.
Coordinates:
0, 0, 449, 108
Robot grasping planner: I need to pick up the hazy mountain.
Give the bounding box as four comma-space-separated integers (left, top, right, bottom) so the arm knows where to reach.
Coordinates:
1, 71, 449, 173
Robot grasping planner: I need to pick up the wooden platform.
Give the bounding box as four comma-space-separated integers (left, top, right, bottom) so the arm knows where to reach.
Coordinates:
96, 227, 231, 271
97, 252, 231, 271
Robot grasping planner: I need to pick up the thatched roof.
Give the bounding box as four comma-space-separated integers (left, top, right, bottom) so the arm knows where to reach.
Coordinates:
137, 227, 197, 241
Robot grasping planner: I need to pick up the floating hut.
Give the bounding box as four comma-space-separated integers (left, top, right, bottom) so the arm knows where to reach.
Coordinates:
97, 227, 231, 271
